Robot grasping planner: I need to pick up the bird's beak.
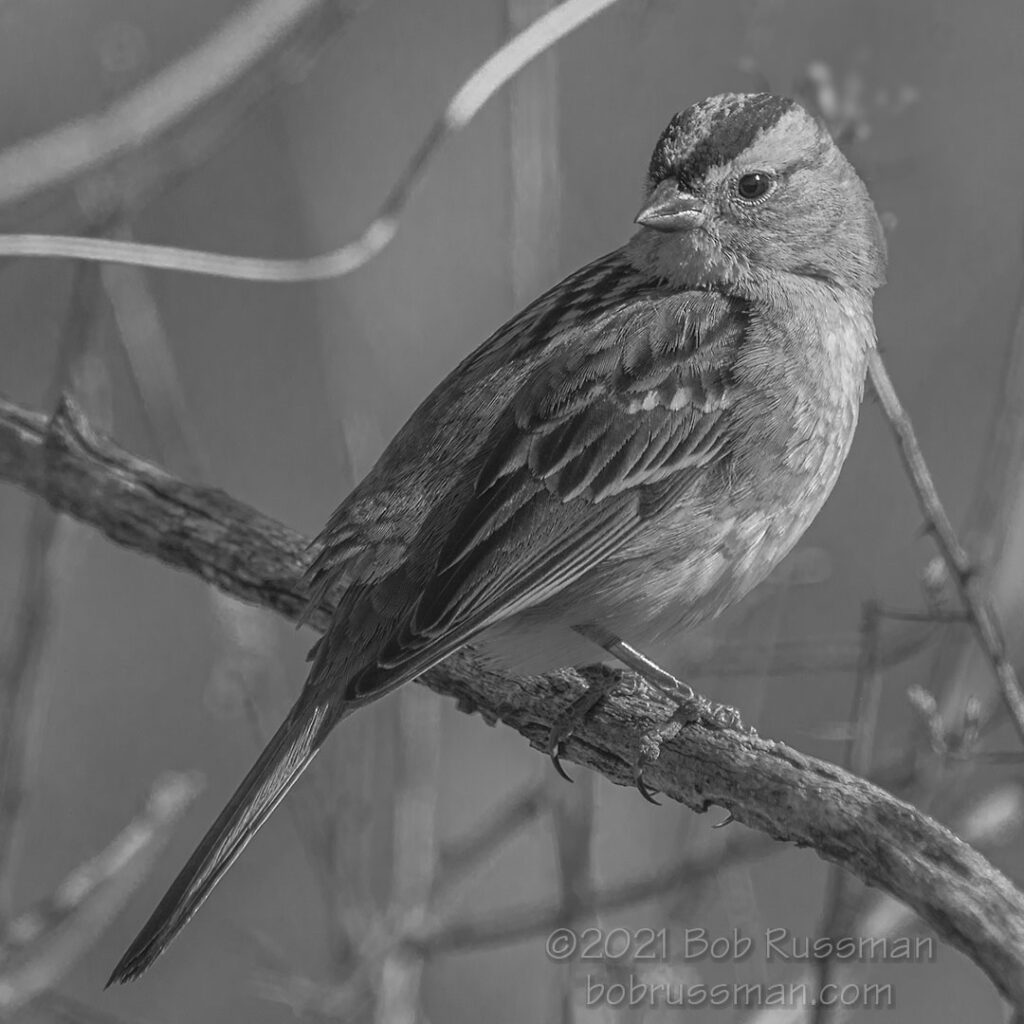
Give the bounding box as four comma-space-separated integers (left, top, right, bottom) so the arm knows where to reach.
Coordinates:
635, 180, 704, 232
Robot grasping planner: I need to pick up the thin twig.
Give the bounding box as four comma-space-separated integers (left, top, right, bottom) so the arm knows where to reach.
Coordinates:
0, 507, 62, 926
101, 225, 357, 969
957, 225, 1024, 569
374, 687, 442, 1024
849, 603, 885, 792
867, 349, 1024, 745
0, 0, 334, 211
433, 781, 548, 897
0, 254, 109, 919
100, 226, 213, 478
2, 396, 1024, 1004
0, 773, 200, 1014
928, 233, 1024, 738
811, 600, 883, 1024
410, 833, 777, 953
271, 831, 776, 1008
685, 619, 940, 680
546, 776, 595, 1021
0, 0, 625, 282
0, 0, 358, 241
504, 3, 592, 1017
0, 509, 60, 925
37, 990, 143, 1024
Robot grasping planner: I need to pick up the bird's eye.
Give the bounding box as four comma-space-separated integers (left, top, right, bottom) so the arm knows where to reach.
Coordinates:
735, 171, 774, 202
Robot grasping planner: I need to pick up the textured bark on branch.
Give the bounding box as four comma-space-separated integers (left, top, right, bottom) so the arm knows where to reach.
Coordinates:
1, 393, 1023, 1006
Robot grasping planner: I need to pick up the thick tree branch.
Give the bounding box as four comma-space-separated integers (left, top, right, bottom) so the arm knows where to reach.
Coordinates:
1, 393, 1024, 1006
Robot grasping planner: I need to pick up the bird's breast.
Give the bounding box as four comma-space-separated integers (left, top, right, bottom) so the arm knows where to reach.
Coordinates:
478, 283, 876, 675
572, 286, 871, 641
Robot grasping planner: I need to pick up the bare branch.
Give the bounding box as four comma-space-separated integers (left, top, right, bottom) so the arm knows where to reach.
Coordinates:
374, 688, 442, 1024
434, 781, 548, 894
503, 4, 594, 1016
411, 832, 777, 954
867, 349, 1024, 744
0, 773, 200, 1014
811, 600, 884, 1024
0, 0, 625, 282
0, 2, 358, 243
682, 619, 940, 680
746, 785, 1024, 1024
1, 395, 1024, 1004
0, 255, 110, 919
0, 0, 336, 212
929, 242, 1024, 737
35, 990, 142, 1024
0, 395, 316, 624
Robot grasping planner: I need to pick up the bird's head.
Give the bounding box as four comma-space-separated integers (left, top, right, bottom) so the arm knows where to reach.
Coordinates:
626, 93, 887, 297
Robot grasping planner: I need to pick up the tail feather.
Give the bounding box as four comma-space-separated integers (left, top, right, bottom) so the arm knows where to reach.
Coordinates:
107, 698, 332, 985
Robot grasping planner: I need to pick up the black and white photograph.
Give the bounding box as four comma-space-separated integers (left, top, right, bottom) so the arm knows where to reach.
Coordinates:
0, 1, 1022, 1021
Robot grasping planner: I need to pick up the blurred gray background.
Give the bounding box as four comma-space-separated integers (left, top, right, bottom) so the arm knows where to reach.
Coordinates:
1, 0, 1022, 1021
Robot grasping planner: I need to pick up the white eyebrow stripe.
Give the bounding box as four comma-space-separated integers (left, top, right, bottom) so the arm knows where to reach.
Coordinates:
701, 109, 820, 179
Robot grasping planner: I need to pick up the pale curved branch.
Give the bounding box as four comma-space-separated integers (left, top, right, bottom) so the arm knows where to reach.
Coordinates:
0, 0, 333, 212
1, 393, 1023, 1005
0, 0, 625, 282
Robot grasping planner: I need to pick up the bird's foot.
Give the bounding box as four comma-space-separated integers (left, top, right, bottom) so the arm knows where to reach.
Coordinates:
632, 690, 750, 804
547, 664, 639, 782
552, 624, 753, 800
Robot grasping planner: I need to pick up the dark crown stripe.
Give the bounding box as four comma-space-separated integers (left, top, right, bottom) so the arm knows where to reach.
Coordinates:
648, 93, 797, 188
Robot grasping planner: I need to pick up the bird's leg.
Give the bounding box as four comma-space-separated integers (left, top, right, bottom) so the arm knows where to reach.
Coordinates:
546, 623, 750, 803
574, 623, 747, 729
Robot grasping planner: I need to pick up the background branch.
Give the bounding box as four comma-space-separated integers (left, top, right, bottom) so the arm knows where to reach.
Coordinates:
0, 1, 359, 243
0, 0, 625, 282
867, 350, 1024, 743
927, 227, 1024, 739
0, 0, 338, 212
411, 831, 777, 954
1, 393, 1023, 1006
0, 773, 200, 1015
0, 252, 110, 920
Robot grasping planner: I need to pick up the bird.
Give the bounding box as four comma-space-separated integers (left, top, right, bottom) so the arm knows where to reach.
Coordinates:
108, 91, 886, 983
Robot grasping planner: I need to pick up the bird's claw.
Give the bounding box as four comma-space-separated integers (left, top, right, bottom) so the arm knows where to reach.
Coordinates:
547, 731, 575, 783
546, 666, 632, 783
630, 757, 663, 802
630, 691, 751, 803
546, 638, 751, 800
632, 711, 685, 803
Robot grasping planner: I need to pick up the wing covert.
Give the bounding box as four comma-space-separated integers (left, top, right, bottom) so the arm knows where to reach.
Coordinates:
377, 287, 749, 675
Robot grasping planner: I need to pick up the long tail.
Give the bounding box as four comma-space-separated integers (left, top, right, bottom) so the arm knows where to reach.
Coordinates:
107, 696, 335, 985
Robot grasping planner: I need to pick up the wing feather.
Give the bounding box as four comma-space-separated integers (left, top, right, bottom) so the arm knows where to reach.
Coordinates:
360, 287, 748, 684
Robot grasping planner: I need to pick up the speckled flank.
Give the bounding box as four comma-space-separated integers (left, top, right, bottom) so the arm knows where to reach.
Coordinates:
648, 93, 798, 188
